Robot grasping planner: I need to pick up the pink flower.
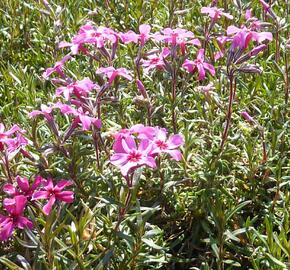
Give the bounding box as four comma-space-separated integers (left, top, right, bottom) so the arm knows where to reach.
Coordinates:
119, 30, 139, 44
120, 24, 151, 45
43, 54, 71, 79
153, 28, 200, 50
59, 24, 118, 54
112, 124, 155, 153
214, 36, 230, 60
110, 136, 156, 176
151, 128, 184, 161
182, 49, 215, 80
0, 124, 28, 156
55, 78, 98, 100
142, 47, 170, 73
3, 175, 41, 199
54, 103, 101, 131
0, 124, 22, 140
245, 9, 253, 20
201, 6, 233, 21
2, 133, 29, 155
227, 26, 272, 50
0, 195, 33, 241
32, 177, 74, 215
29, 104, 53, 119
138, 24, 151, 46
96, 67, 132, 84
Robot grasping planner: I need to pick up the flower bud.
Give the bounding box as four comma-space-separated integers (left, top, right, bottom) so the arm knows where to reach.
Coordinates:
250, 44, 267, 56
238, 64, 262, 74
136, 79, 148, 99
241, 111, 254, 123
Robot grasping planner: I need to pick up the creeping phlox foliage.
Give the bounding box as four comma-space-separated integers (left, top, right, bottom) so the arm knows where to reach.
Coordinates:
0, 1, 280, 268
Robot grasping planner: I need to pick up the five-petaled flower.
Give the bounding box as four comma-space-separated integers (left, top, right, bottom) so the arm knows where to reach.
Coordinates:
182, 49, 215, 80
110, 136, 156, 176
32, 177, 74, 216
3, 175, 41, 200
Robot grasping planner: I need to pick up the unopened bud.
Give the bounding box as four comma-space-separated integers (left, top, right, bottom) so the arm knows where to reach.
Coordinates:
136, 79, 148, 99
238, 64, 262, 74
241, 111, 254, 123
250, 44, 267, 56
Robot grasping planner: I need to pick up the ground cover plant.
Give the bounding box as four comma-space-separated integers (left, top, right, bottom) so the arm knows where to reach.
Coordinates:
0, 0, 289, 269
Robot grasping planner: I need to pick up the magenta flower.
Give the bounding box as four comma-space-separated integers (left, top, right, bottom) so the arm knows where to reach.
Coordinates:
55, 78, 98, 100
0, 195, 33, 241
32, 177, 74, 215
3, 175, 41, 199
43, 54, 71, 79
59, 24, 117, 54
0, 124, 28, 156
110, 136, 156, 176
183, 49, 215, 80
201, 6, 233, 21
96, 67, 132, 84
227, 26, 272, 50
151, 128, 184, 161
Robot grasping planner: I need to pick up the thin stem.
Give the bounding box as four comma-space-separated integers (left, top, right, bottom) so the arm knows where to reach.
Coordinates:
114, 175, 133, 232
171, 67, 177, 133
220, 74, 235, 150
4, 153, 13, 183
92, 129, 100, 169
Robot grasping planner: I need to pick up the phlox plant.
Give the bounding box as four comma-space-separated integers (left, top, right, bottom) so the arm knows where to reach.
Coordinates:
0, 0, 289, 269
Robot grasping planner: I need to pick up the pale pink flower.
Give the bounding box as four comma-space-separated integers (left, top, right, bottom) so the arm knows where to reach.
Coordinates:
29, 104, 53, 119
142, 47, 170, 73
151, 128, 184, 161
96, 67, 132, 84
0, 195, 33, 241
183, 49, 215, 80
120, 24, 151, 45
153, 28, 200, 50
32, 177, 74, 215
59, 24, 117, 54
201, 6, 233, 21
54, 103, 101, 131
110, 136, 156, 176
43, 54, 71, 79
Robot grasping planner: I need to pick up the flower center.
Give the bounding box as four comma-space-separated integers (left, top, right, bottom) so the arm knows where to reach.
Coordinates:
156, 140, 168, 150
127, 151, 142, 162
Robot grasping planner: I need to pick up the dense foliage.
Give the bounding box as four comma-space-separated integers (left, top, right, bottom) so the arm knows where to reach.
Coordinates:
0, 0, 289, 269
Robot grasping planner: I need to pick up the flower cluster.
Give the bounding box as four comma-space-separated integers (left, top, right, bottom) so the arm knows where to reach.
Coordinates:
0, 176, 74, 241
110, 125, 184, 176
0, 124, 28, 157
